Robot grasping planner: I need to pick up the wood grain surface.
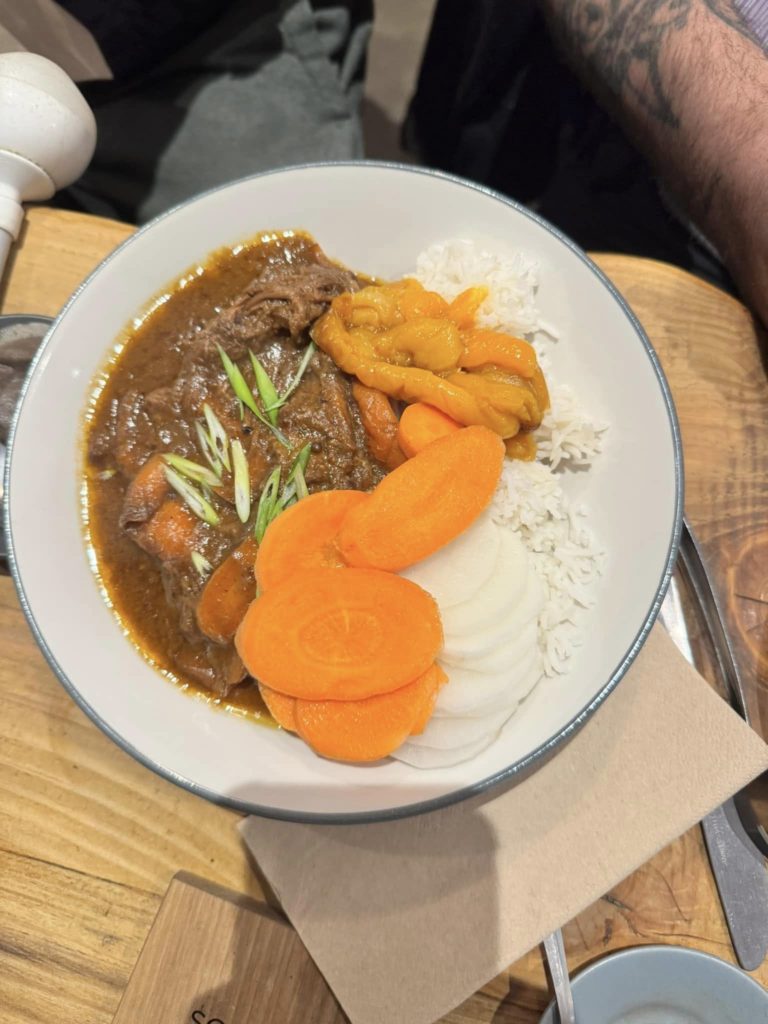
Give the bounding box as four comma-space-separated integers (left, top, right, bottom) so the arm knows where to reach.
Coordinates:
112, 875, 346, 1024
0, 208, 766, 1024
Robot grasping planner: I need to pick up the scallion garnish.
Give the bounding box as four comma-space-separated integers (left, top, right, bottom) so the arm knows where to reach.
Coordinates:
254, 466, 282, 542
217, 345, 290, 448
288, 442, 312, 479
191, 551, 213, 577
278, 343, 316, 406
231, 439, 250, 524
286, 442, 311, 500
292, 463, 309, 500
197, 403, 231, 475
249, 352, 281, 426
218, 344, 259, 415
164, 466, 220, 526
163, 452, 220, 488
277, 480, 297, 510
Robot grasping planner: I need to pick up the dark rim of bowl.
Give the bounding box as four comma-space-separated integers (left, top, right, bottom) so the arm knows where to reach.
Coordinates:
3, 160, 684, 825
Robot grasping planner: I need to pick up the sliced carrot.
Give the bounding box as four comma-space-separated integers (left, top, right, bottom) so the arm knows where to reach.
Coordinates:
397, 402, 462, 458
352, 382, 406, 470
121, 453, 170, 526
139, 500, 198, 560
447, 286, 488, 328
459, 329, 538, 378
338, 425, 505, 571
259, 684, 298, 732
235, 567, 443, 700
255, 490, 369, 591
409, 663, 448, 735
196, 535, 258, 643
294, 664, 442, 762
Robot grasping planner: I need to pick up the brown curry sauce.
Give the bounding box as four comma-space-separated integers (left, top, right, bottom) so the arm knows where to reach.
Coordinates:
83, 231, 381, 722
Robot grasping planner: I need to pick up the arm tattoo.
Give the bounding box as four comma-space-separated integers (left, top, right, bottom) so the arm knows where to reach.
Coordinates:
560, 0, 764, 129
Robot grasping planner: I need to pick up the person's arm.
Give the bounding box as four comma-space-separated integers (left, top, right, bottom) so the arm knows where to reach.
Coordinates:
540, 0, 768, 324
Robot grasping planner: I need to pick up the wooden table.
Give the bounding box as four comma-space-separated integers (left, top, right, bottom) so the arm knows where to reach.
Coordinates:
1, 207, 766, 1023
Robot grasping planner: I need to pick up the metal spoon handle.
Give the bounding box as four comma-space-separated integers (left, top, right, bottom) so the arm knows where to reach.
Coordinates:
543, 929, 576, 1024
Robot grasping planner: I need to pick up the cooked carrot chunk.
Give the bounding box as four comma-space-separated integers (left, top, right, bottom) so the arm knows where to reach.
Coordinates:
352, 382, 406, 469
397, 402, 461, 458
196, 535, 258, 643
139, 500, 198, 561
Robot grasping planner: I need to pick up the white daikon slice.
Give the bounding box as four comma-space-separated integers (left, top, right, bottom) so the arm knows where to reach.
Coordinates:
466, 619, 541, 674
400, 508, 500, 609
440, 529, 530, 636
433, 647, 541, 717
392, 732, 498, 768
405, 704, 514, 750
441, 570, 542, 663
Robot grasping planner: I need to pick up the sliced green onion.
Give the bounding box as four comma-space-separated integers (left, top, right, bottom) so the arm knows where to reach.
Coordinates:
230, 439, 250, 524
277, 343, 315, 405
285, 443, 311, 501
249, 352, 280, 426
163, 452, 220, 488
254, 466, 282, 542
196, 407, 229, 475
164, 466, 220, 526
288, 442, 312, 480
205, 403, 231, 470
277, 480, 297, 510
194, 420, 223, 478
97, 468, 116, 481
217, 345, 290, 448
292, 463, 309, 500
191, 551, 213, 577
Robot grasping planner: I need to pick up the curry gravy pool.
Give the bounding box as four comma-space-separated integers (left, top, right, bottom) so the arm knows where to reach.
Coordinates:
82, 231, 383, 722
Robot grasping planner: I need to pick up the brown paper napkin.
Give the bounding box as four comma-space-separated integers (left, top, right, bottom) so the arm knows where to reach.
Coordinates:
240, 625, 768, 1024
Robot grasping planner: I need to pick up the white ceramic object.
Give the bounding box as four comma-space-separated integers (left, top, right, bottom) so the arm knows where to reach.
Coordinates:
0, 53, 96, 243
5, 164, 682, 822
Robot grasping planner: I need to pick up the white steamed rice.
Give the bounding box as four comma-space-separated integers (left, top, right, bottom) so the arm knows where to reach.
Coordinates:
413, 238, 607, 677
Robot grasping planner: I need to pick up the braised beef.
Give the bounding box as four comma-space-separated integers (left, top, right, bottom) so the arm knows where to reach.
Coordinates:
85, 233, 383, 704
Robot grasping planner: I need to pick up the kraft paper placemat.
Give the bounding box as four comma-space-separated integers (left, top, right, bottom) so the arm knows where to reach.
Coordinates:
241, 625, 768, 1024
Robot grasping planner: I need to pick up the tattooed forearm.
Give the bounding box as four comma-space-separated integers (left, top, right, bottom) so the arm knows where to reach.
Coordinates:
550, 0, 764, 129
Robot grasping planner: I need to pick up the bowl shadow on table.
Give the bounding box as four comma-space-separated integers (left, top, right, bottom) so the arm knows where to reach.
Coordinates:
187, 709, 625, 1023
186, 791, 505, 1023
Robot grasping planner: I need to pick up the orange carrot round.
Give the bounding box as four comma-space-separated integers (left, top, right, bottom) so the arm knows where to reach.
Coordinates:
397, 402, 461, 458
409, 664, 448, 735
255, 490, 369, 591
259, 684, 298, 732
294, 664, 444, 762
236, 568, 443, 700
338, 425, 505, 571
196, 535, 258, 643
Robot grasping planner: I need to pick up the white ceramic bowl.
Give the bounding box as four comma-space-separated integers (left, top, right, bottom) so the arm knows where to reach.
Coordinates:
5, 163, 682, 821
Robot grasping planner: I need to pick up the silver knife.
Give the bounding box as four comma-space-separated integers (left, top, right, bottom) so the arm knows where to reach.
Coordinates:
660, 523, 768, 971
